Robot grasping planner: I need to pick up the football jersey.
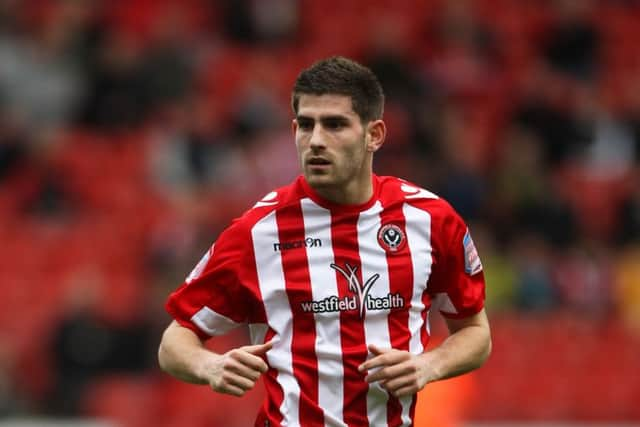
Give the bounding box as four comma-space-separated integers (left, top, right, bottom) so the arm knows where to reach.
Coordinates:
166, 174, 486, 427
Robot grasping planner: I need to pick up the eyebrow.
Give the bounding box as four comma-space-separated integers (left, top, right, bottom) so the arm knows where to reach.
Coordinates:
296, 114, 351, 122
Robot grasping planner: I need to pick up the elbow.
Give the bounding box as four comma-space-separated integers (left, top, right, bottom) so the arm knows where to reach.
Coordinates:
157, 341, 169, 373
483, 334, 492, 364
157, 328, 175, 374
478, 329, 492, 368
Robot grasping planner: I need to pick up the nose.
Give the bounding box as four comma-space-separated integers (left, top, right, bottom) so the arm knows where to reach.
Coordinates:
309, 124, 326, 151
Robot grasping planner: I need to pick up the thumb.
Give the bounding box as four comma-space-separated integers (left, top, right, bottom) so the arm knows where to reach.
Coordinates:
242, 341, 273, 356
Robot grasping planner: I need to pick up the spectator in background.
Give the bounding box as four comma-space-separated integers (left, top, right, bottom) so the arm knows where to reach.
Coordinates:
434, 104, 487, 221
543, 0, 600, 82
511, 68, 591, 167
230, 54, 289, 141
512, 234, 558, 312
490, 123, 577, 247
570, 86, 636, 178
221, 0, 299, 45
78, 2, 197, 132
469, 224, 518, 313
148, 94, 236, 193
47, 269, 154, 415
552, 242, 615, 318
140, 4, 197, 116
364, 16, 422, 106
0, 0, 88, 137
78, 31, 151, 130
617, 185, 640, 245
421, 0, 501, 102
0, 109, 28, 183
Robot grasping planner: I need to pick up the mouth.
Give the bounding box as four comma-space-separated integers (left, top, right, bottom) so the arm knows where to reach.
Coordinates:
306, 157, 332, 170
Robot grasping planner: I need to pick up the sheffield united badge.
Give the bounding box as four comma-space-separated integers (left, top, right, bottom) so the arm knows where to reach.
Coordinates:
377, 224, 407, 253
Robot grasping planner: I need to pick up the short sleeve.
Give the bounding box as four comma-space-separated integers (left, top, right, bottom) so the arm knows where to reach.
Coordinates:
165, 222, 249, 340
428, 210, 486, 319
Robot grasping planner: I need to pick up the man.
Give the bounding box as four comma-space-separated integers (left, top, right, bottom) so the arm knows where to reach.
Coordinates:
158, 56, 491, 427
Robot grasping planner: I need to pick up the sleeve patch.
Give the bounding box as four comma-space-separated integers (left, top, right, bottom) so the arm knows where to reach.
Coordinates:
463, 229, 483, 275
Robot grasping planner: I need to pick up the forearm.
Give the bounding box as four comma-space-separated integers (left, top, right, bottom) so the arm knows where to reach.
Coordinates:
158, 321, 220, 385
420, 315, 492, 383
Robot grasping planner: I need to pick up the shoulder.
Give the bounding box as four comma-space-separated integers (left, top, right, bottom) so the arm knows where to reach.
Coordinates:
378, 176, 467, 235
378, 176, 439, 201
378, 176, 455, 212
226, 179, 303, 233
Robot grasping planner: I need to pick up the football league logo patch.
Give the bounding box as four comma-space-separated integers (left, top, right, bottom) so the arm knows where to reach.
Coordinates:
377, 224, 407, 253
463, 229, 483, 275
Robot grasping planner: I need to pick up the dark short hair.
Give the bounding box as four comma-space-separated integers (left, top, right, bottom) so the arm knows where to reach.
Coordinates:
291, 56, 385, 123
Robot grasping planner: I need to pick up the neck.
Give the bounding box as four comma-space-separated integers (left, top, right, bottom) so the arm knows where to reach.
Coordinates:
312, 174, 374, 205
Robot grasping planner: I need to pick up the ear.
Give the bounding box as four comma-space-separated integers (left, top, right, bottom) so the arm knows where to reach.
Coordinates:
366, 119, 386, 153
291, 118, 298, 136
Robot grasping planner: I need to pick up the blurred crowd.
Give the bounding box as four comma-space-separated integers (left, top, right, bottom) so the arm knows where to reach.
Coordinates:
1, 0, 639, 424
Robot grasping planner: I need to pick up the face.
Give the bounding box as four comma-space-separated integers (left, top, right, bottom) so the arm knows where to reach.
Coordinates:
293, 94, 385, 202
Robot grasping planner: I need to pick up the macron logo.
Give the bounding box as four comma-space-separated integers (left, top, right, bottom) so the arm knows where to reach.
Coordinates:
273, 237, 322, 252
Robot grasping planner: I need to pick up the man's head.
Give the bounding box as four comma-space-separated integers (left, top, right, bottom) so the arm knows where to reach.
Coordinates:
291, 56, 385, 124
291, 57, 387, 205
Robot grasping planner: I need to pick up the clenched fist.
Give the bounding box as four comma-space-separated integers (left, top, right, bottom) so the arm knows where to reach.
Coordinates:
201, 341, 273, 397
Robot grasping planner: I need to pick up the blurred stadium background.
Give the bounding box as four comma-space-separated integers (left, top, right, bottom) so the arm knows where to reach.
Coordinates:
0, 0, 639, 426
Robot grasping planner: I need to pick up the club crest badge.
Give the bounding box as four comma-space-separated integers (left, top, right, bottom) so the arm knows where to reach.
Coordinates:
377, 224, 407, 253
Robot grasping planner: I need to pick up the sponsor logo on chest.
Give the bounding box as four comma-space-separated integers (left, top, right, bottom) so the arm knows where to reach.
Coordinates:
300, 262, 405, 316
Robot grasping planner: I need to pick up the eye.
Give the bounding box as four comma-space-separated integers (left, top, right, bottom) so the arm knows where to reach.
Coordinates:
297, 118, 314, 131
323, 118, 347, 130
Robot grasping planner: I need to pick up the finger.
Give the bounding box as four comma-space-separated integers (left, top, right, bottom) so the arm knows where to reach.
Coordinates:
242, 341, 273, 356
365, 363, 410, 383
359, 351, 409, 372
218, 382, 245, 397
368, 344, 390, 356
211, 374, 248, 396
226, 372, 256, 391
358, 345, 391, 372
231, 349, 270, 373
359, 354, 389, 372
391, 385, 418, 398
380, 374, 415, 392
226, 358, 262, 382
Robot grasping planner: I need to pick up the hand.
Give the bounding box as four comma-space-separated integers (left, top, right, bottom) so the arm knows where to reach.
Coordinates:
201, 341, 272, 397
358, 344, 433, 398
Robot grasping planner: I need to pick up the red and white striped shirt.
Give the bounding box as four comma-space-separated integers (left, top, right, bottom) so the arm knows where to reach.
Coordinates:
166, 174, 485, 427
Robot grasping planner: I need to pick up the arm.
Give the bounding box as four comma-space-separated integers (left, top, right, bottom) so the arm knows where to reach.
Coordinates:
359, 308, 491, 397
423, 308, 491, 380
158, 320, 272, 396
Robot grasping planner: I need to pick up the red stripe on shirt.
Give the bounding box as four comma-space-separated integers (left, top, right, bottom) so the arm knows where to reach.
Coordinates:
276, 202, 324, 426
379, 203, 413, 426
331, 211, 370, 427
